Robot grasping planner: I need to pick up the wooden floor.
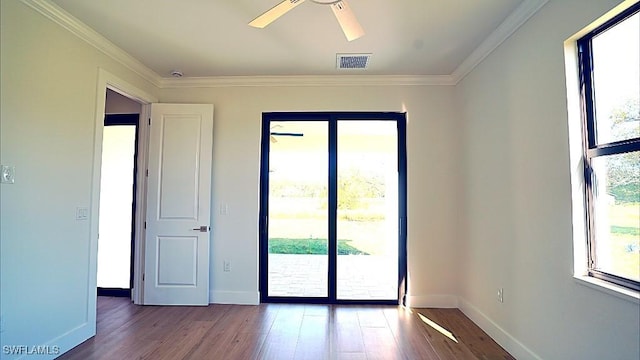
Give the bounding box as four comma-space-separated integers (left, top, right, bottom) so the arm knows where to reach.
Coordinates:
59, 297, 514, 360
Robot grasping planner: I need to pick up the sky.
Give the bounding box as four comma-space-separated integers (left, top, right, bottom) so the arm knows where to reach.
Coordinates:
592, 12, 639, 143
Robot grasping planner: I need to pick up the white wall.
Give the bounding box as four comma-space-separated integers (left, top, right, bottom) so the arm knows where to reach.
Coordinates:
456, 0, 640, 359
0, 0, 157, 358
157, 85, 461, 305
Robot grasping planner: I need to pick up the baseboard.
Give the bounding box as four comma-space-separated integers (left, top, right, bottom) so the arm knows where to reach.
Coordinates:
458, 297, 542, 360
405, 294, 459, 308
14, 321, 95, 360
209, 290, 260, 305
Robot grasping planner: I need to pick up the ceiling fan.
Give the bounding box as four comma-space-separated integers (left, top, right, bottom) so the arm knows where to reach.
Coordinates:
270, 125, 304, 143
249, 0, 365, 41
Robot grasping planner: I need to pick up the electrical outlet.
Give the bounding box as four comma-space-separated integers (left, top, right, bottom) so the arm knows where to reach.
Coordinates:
497, 288, 504, 303
1, 165, 15, 184
223, 260, 231, 272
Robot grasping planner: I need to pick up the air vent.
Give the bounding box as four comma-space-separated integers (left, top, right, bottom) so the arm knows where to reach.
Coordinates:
336, 53, 371, 70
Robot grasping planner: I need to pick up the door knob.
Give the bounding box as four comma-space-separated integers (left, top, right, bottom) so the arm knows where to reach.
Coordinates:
191, 226, 209, 232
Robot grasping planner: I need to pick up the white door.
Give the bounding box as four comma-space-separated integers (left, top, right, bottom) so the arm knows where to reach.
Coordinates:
143, 103, 214, 305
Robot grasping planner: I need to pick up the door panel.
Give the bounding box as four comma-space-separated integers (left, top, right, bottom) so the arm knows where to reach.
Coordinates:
156, 236, 198, 285
144, 103, 213, 305
157, 115, 202, 219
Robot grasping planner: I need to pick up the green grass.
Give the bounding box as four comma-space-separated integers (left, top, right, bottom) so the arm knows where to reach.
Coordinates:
611, 225, 640, 236
268, 238, 369, 255
607, 203, 640, 281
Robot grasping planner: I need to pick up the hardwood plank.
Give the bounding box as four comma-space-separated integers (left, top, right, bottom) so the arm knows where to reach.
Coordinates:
332, 306, 365, 354
418, 308, 515, 360
238, 304, 280, 334
146, 320, 213, 360
382, 306, 441, 360
361, 326, 404, 360
60, 306, 160, 359
414, 308, 479, 360
293, 314, 329, 359
59, 297, 516, 360
184, 305, 267, 359
333, 352, 367, 360
186, 327, 267, 359
257, 304, 304, 360
356, 307, 389, 328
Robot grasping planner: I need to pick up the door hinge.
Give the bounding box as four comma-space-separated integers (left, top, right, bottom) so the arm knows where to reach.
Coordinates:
146, 169, 149, 177
144, 221, 146, 229
142, 273, 145, 281
148, 118, 151, 125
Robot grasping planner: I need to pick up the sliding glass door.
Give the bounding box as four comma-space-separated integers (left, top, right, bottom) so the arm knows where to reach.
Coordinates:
259, 112, 406, 304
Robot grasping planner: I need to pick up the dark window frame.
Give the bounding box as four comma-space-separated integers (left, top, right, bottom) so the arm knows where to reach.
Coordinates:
577, 4, 640, 291
258, 111, 408, 305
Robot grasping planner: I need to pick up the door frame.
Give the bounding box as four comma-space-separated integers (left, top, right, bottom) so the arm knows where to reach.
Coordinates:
92, 68, 157, 309
258, 111, 408, 305
97, 113, 140, 298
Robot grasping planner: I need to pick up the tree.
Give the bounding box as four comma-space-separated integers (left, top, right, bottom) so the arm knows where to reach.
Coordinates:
336, 168, 386, 210
606, 98, 640, 203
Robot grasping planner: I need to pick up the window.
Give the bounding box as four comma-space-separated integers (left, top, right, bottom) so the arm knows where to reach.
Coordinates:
577, 4, 639, 291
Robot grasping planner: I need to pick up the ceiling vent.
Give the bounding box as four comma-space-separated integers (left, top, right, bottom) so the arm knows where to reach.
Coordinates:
336, 53, 371, 70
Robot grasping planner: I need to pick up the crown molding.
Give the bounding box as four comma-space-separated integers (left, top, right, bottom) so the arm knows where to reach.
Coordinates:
158, 75, 456, 88
20, 0, 163, 87
451, 0, 549, 84
22, 0, 547, 89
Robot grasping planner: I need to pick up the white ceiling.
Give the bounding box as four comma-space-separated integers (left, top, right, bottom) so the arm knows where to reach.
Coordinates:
48, 0, 530, 78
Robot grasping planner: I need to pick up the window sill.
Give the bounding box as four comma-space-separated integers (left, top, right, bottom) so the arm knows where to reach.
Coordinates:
574, 275, 640, 304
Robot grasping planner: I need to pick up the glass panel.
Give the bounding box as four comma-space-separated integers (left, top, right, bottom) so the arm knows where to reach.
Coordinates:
337, 121, 398, 300
268, 121, 328, 297
591, 151, 640, 282
97, 125, 136, 289
592, 12, 640, 145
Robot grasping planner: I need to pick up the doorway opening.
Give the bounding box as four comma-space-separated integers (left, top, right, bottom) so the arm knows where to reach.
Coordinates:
97, 90, 142, 298
259, 112, 407, 304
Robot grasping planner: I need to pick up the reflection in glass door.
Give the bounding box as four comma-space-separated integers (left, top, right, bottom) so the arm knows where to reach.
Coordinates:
260, 112, 406, 304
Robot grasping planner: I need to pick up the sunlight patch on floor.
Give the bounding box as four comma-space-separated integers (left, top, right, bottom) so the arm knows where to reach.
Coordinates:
418, 313, 459, 343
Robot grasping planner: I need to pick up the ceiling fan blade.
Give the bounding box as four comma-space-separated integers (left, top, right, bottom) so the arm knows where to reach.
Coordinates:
249, 0, 306, 28
330, 0, 364, 41
270, 132, 304, 137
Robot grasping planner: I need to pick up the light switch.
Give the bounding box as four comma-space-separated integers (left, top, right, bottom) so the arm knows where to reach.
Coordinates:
219, 203, 229, 215
1, 165, 15, 184
76, 207, 89, 220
